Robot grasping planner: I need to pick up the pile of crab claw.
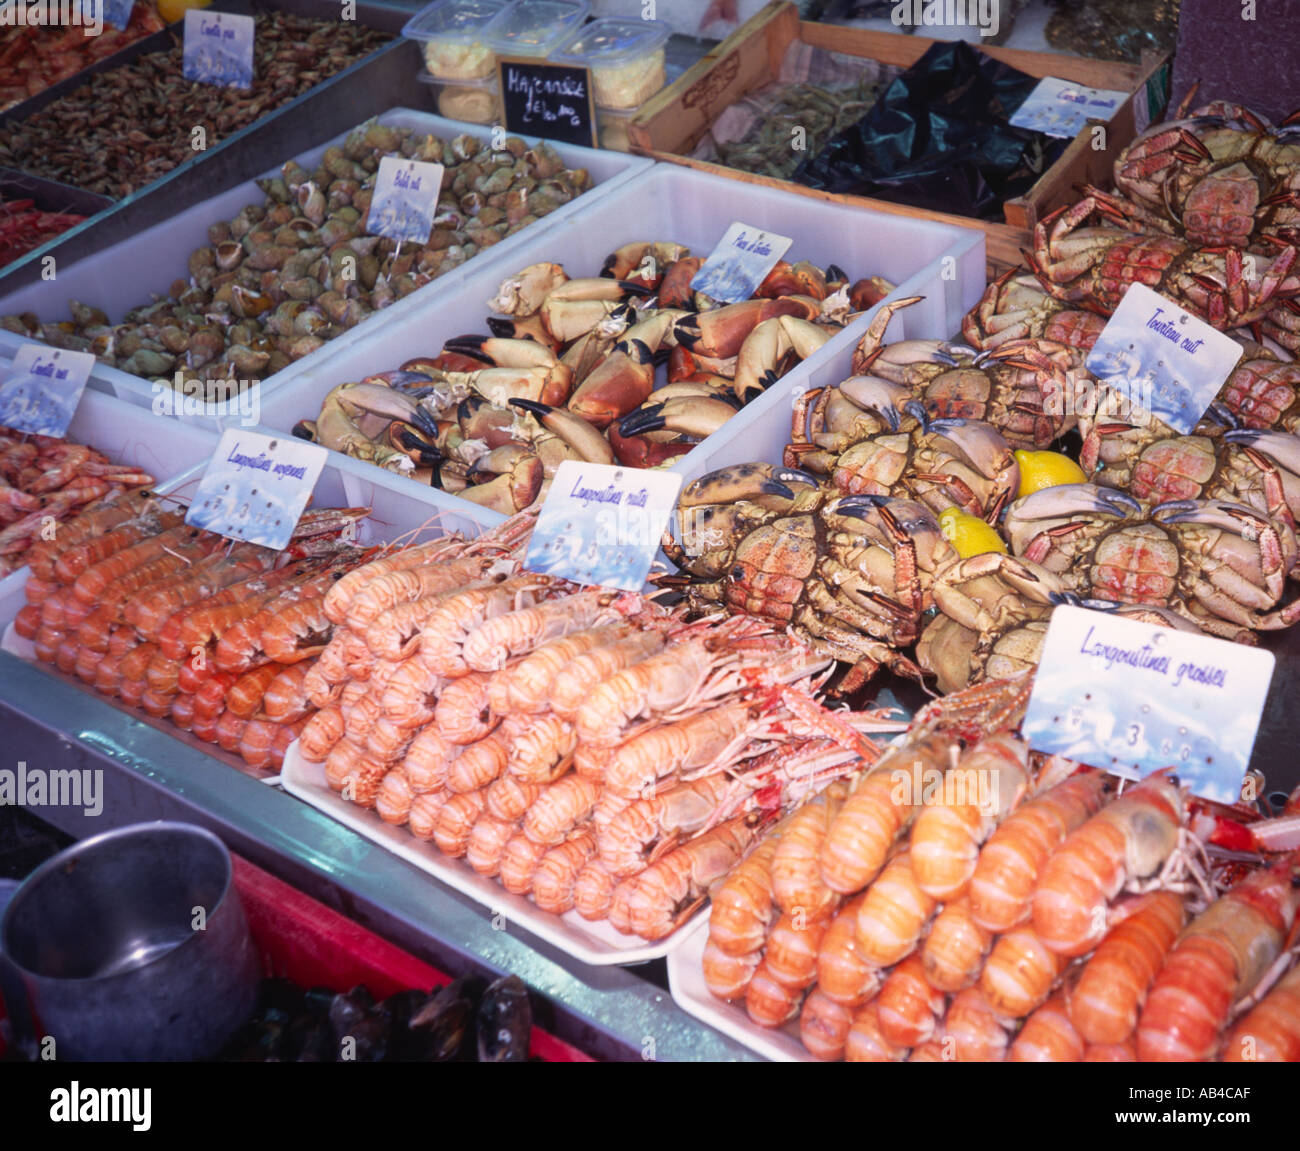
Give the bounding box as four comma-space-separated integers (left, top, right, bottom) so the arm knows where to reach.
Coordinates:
662, 292, 1300, 697
292, 241, 893, 512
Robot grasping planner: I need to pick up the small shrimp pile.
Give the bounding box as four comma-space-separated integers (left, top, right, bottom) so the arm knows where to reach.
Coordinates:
701, 678, 1300, 1062
0, 430, 154, 573
297, 522, 903, 942
12, 491, 374, 771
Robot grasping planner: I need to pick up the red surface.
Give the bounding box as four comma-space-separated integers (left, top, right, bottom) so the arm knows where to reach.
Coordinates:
231, 854, 594, 1062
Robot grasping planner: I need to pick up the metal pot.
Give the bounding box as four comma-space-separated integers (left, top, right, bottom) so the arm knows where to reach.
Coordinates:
0, 821, 260, 1061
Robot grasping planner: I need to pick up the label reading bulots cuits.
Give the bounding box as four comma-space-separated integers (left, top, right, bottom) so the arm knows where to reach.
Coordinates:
525, 460, 683, 592
186, 429, 328, 551
0, 344, 95, 438
365, 156, 446, 246
1022, 604, 1274, 804
182, 10, 255, 90
690, 222, 794, 305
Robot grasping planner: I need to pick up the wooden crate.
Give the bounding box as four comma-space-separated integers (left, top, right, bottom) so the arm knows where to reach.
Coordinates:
628, 1, 1170, 271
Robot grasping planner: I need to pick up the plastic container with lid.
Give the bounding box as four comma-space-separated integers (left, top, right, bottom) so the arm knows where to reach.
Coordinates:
402, 0, 510, 80
417, 72, 503, 125
551, 17, 670, 111
483, 0, 590, 59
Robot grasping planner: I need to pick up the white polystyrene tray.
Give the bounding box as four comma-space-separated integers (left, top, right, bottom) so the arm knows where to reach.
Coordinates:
255, 161, 984, 500
281, 739, 698, 966
665, 917, 815, 1062
0, 109, 650, 427
0, 383, 220, 625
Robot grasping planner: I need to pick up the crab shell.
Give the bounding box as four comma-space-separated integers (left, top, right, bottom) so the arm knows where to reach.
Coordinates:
962, 270, 1108, 353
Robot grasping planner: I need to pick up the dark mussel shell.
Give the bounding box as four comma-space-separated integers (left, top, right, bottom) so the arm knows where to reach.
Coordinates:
406, 976, 480, 1061
477, 975, 532, 1062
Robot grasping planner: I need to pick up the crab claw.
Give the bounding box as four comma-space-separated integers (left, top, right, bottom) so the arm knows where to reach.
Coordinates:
678, 462, 819, 508
673, 297, 818, 359
1223, 428, 1300, 474
617, 396, 737, 439
567, 311, 681, 428
488, 262, 568, 317
459, 452, 545, 513
837, 377, 912, 429
442, 334, 559, 369
508, 398, 614, 465
1151, 497, 1270, 532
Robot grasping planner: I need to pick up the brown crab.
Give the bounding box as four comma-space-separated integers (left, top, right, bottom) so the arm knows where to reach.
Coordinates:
1002, 483, 1300, 639
1026, 190, 1300, 330
961, 268, 1107, 352
661, 464, 957, 689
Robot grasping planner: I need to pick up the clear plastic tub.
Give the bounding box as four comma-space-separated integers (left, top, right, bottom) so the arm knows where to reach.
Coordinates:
483, 0, 590, 58
417, 72, 502, 124
551, 17, 670, 110
401, 0, 509, 80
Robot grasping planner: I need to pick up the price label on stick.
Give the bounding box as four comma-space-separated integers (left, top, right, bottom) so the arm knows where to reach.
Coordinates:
1085, 283, 1243, 435
525, 460, 682, 592
0, 344, 95, 438
183, 10, 255, 90
186, 429, 327, 552
497, 57, 597, 149
365, 156, 445, 246
690, 222, 793, 305
1021, 605, 1275, 804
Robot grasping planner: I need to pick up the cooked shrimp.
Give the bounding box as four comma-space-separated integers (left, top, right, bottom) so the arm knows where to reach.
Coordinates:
548, 627, 666, 720
434, 670, 499, 745
379, 656, 443, 729
709, 832, 781, 958
262, 660, 317, 723
855, 848, 937, 967
599, 773, 733, 879
1222, 958, 1300, 1063
432, 790, 487, 857
844, 1000, 907, 1062
466, 814, 518, 877
485, 774, 543, 822
877, 955, 945, 1048
745, 959, 804, 1029
523, 774, 601, 846
532, 828, 597, 914
407, 789, 451, 840
499, 832, 550, 895
348, 553, 503, 631
322, 535, 471, 625
446, 724, 513, 793
980, 923, 1066, 1018
504, 622, 638, 714
375, 768, 414, 825
816, 893, 881, 1007
418, 575, 554, 677
1008, 993, 1084, 1062
402, 726, 459, 792
764, 910, 833, 991
462, 591, 622, 672
772, 781, 849, 919
943, 987, 1011, 1062
573, 857, 616, 921
506, 711, 577, 785
703, 939, 762, 1003
299, 704, 345, 762
921, 894, 994, 992
800, 989, 855, 1061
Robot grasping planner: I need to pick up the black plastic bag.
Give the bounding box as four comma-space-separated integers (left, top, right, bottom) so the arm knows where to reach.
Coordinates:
793, 40, 1068, 220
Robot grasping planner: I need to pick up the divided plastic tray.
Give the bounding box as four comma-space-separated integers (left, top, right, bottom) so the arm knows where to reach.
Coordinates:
0, 108, 650, 425
254, 161, 985, 506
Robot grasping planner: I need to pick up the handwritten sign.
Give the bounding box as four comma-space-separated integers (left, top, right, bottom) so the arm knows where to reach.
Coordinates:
1022, 604, 1274, 804
366, 156, 446, 245
183, 10, 254, 90
497, 56, 596, 149
0, 344, 95, 438
1085, 283, 1243, 435
186, 429, 327, 551
1009, 76, 1129, 139
525, 460, 682, 591
690, 222, 793, 305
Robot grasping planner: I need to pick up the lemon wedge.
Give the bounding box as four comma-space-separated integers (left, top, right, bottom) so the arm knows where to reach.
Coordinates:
939, 506, 1007, 558
1014, 449, 1087, 498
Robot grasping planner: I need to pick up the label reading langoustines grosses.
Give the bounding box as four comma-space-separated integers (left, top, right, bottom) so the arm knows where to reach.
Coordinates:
0, 344, 95, 438
1022, 605, 1274, 804
182, 10, 255, 90
1085, 282, 1244, 435
365, 156, 445, 245
525, 460, 682, 592
186, 429, 327, 551
690, 222, 794, 305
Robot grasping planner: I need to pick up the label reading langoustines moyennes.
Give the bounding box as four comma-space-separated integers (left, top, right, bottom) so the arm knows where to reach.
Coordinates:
1085, 282, 1243, 434
0, 344, 95, 438
690, 222, 794, 305
183, 10, 255, 90
365, 156, 446, 246
1021, 605, 1274, 804
186, 429, 328, 551
525, 460, 683, 592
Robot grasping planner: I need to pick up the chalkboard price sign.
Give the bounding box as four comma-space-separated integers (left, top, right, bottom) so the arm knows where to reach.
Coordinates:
497, 56, 597, 149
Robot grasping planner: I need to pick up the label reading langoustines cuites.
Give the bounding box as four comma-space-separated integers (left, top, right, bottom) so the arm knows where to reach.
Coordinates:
186, 429, 327, 551
1009, 75, 1128, 138
1085, 282, 1244, 435
365, 156, 446, 245
1022, 605, 1274, 804
183, 10, 254, 90
0, 344, 95, 438
525, 460, 683, 592
690, 222, 794, 305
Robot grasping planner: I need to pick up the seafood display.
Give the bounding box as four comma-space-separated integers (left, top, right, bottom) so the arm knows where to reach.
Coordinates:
0, 127, 587, 398
219, 975, 535, 1062
290, 244, 890, 505
292, 515, 904, 943
0, 429, 155, 574
0, 13, 390, 197
0, 192, 89, 269
11, 491, 376, 771
0, 3, 166, 112
692, 676, 1300, 1062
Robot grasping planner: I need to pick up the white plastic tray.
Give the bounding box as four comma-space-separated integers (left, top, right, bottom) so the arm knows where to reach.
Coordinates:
665, 917, 816, 1062
281, 739, 698, 966
0, 109, 650, 426
255, 161, 984, 501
